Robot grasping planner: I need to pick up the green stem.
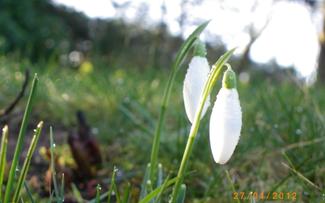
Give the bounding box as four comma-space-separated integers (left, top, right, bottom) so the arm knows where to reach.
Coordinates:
149, 21, 210, 183
149, 72, 173, 182
4, 74, 38, 203
170, 49, 235, 203
170, 82, 212, 203
0, 125, 9, 201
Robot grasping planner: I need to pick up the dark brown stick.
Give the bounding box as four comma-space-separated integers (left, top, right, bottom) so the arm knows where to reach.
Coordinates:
0, 69, 30, 118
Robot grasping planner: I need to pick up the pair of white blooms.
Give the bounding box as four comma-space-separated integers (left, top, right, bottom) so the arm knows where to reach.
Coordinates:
183, 45, 242, 164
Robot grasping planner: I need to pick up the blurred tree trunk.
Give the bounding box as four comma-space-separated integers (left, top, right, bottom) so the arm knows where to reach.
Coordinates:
317, 7, 325, 83
236, 1, 271, 73
318, 38, 325, 83
236, 33, 258, 73
150, 0, 167, 69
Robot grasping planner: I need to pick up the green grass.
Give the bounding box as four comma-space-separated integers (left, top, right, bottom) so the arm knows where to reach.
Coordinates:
0, 55, 325, 202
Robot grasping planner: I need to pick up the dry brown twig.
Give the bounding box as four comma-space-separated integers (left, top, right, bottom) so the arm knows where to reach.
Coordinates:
0, 69, 30, 120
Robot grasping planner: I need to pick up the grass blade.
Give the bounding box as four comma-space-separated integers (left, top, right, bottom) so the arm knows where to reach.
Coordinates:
95, 184, 102, 203
108, 166, 118, 203
89, 191, 108, 203
140, 163, 151, 199
282, 162, 321, 190
13, 121, 43, 202
154, 174, 170, 203
4, 74, 38, 203
0, 125, 9, 201
71, 183, 84, 203
119, 104, 153, 135
149, 20, 210, 183
24, 181, 36, 203
139, 177, 177, 203
155, 163, 164, 203
176, 184, 186, 203
282, 152, 321, 191
122, 183, 131, 203
157, 163, 163, 188
225, 170, 240, 203
113, 183, 121, 203
50, 127, 62, 203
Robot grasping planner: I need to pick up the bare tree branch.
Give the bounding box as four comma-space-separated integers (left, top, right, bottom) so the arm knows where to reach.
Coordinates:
236, 0, 274, 73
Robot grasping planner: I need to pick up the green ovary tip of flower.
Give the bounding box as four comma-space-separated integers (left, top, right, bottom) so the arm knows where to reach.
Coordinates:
193, 40, 207, 57
222, 64, 237, 89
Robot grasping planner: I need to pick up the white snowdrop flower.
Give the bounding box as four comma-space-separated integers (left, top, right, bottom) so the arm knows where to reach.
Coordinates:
183, 41, 210, 123
209, 66, 242, 164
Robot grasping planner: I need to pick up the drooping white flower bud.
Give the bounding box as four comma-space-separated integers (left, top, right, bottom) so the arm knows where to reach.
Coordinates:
209, 67, 242, 164
183, 41, 210, 123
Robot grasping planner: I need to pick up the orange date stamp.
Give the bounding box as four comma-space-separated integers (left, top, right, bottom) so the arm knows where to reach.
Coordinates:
233, 191, 298, 201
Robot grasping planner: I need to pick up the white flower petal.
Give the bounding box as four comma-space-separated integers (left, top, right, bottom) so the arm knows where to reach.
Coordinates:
183, 56, 211, 123
209, 88, 242, 164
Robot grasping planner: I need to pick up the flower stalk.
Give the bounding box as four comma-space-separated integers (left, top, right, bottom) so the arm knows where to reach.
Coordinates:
170, 49, 235, 203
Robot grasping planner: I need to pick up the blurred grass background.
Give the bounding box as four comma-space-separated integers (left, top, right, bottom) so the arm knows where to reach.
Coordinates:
1, 57, 324, 202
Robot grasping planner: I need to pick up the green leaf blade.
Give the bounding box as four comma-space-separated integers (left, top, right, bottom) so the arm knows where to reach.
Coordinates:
4, 74, 39, 203
12, 121, 43, 202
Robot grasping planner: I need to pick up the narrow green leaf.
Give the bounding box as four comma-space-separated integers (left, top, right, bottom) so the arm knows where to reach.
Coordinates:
154, 174, 170, 203
157, 163, 163, 187
113, 182, 121, 203
282, 152, 321, 191
139, 177, 177, 203
140, 163, 151, 199
154, 163, 164, 203
176, 184, 186, 203
119, 104, 153, 135
12, 121, 43, 202
89, 191, 108, 203
225, 170, 240, 203
173, 21, 210, 73
4, 74, 38, 203
24, 181, 36, 203
0, 125, 9, 201
95, 184, 102, 203
122, 183, 131, 203
71, 183, 84, 203
50, 127, 61, 203
207, 48, 236, 93
108, 166, 118, 203
129, 100, 155, 127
